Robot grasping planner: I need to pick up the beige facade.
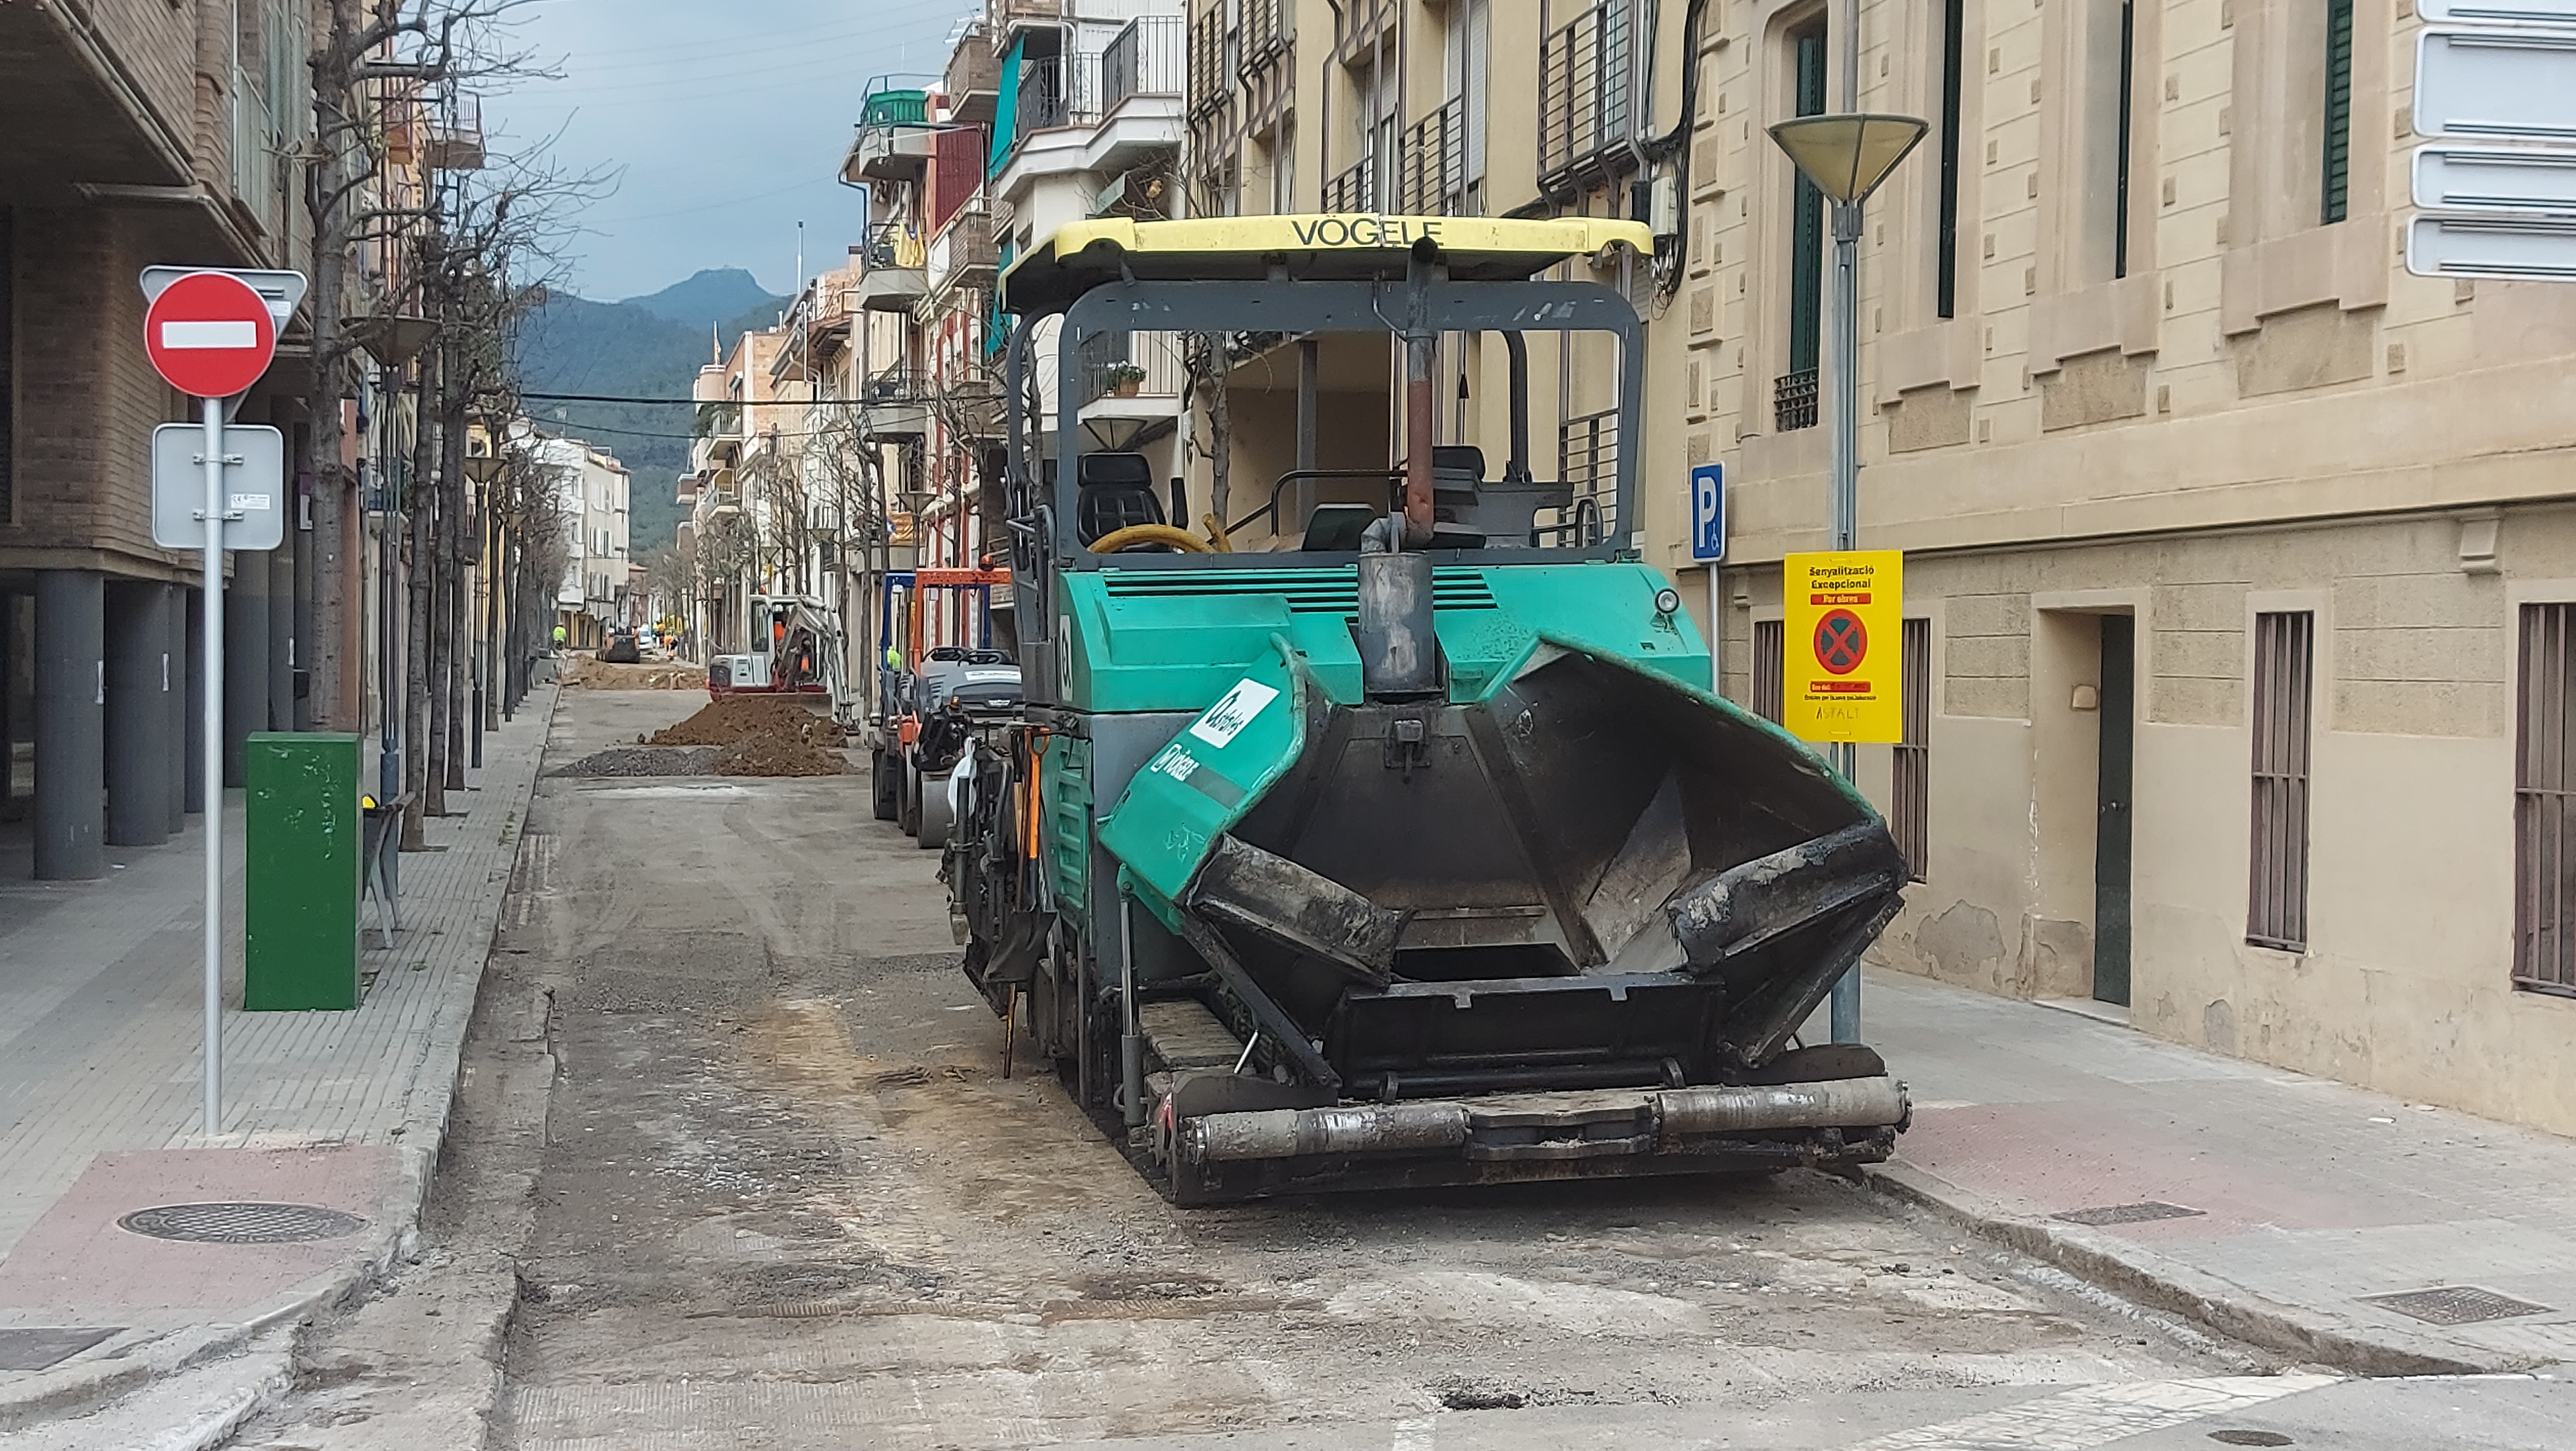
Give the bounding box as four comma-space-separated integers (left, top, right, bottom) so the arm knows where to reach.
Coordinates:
1185, 0, 2576, 1133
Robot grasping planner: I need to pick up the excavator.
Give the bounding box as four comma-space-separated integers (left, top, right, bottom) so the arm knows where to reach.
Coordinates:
941, 216, 1910, 1202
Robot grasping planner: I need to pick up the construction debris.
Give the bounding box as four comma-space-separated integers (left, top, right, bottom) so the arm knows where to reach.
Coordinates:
560, 654, 709, 691
610, 694, 851, 777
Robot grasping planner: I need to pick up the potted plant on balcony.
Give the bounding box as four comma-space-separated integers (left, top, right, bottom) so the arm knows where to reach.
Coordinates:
1105, 361, 1148, 398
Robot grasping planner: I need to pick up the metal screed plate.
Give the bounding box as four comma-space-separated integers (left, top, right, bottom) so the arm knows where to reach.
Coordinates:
116, 1201, 368, 1245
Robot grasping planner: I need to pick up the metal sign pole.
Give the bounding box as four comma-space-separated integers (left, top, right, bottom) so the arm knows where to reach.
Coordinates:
201, 393, 228, 1134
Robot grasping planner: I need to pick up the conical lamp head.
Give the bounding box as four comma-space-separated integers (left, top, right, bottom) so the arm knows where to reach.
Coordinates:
1768, 113, 1932, 204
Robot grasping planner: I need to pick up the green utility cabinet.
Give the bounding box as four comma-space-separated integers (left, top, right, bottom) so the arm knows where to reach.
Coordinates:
245, 732, 362, 1011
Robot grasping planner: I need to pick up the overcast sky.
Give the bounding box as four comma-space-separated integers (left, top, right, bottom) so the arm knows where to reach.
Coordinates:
485, 0, 979, 303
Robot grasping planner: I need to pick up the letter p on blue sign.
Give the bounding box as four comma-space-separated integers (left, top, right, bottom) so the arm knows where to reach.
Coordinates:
1690, 463, 1725, 563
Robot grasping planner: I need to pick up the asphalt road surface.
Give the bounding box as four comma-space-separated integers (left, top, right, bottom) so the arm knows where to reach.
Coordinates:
228, 690, 2570, 1451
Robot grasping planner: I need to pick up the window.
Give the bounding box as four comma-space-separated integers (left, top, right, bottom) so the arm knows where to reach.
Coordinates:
2515, 603, 2576, 996
1442, 0, 1490, 197
2247, 611, 2314, 951
2321, 0, 2355, 225
1894, 618, 1931, 880
1752, 619, 1784, 724
1779, 23, 1827, 433
1935, 0, 1964, 319
2077, 0, 2137, 281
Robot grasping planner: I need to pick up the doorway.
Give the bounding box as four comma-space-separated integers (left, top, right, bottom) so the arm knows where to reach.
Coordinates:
2092, 614, 2135, 1006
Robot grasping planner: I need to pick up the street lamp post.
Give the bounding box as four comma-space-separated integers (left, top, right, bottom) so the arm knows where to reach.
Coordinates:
1768, 107, 1928, 1043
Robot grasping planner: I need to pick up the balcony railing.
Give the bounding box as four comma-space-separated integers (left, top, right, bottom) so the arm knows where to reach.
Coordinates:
865, 365, 920, 404
861, 87, 930, 129
1399, 96, 1466, 215
928, 209, 997, 292
1539, 0, 1636, 188
1077, 330, 1185, 407
1323, 154, 1380, 213
1014, 52, 1102, 139
1552, 407, 1623, 546
1774, 368, 1820, 432
1102, 16, 1185, 115
862, 218, 926, 271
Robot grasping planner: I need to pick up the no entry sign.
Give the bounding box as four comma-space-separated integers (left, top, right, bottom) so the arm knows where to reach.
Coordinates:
144, 271, 277, 398
1783, 550, 1904, 743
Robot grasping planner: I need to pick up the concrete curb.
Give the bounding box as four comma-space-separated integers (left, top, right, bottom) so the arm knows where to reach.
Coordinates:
1861, 1158, 2524, 1377
0, 688, 562, 1445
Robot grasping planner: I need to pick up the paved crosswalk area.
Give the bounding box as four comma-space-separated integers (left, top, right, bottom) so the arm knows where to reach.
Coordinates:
0, 689, 556, 1265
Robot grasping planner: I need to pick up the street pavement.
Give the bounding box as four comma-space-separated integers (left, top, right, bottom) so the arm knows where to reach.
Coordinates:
0, 688, 556, 1447
1865, 969, 2576, 1376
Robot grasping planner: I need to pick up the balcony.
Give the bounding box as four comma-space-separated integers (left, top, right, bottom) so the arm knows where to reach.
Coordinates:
1241, 0, 1291, 69
1077, 330, 1186, 429
1014, 52, 1100, 138
1538, 0, 1637, 191
844, 84, 936, 184
1398, 96, 1466, 216
862, 365, 930, 440
927, 208, 998, 296
944, 25, 1001, 125
857, 221, 927, 310
1323, 154, 1380, 214
1102, 16, 1184, 118
426, 96, 486, 171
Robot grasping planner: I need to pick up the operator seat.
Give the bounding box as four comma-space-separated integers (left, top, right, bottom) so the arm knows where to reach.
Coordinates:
1075, 451, 1164, 546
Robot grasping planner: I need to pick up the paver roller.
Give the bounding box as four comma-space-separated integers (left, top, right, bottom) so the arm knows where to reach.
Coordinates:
941, 215, 1911, 1202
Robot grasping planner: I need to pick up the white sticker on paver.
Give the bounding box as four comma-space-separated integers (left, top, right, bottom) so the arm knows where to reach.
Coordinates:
1189, 677, 1280, 748
1836, 1374, 2338, 1450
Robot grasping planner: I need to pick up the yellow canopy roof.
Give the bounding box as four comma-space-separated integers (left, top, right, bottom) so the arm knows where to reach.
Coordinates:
1001, 214, 1654, 312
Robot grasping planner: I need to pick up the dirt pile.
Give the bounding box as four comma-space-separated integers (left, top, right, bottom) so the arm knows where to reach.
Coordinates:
643, 694, 846, 777
561, 654, 709, 691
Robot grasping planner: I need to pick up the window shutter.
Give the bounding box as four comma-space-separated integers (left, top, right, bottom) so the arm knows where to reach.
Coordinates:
2323, 0, 2354, 225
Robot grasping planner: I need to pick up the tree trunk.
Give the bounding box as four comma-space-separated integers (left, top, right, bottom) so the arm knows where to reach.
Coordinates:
440, 387, 470, 793
403, 353, 440, 846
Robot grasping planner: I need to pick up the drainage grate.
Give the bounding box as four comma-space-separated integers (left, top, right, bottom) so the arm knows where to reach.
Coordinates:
118, 1202, 368, 1245
0, 1327, 121, 1372
2053, 1200, 2206, 1227
2358, 1285, 2553, 1326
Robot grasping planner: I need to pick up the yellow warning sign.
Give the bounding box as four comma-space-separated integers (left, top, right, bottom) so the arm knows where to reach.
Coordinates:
1783, 549, 1904, 744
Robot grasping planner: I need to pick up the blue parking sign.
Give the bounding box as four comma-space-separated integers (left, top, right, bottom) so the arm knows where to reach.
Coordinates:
1690, 463, 1725, 562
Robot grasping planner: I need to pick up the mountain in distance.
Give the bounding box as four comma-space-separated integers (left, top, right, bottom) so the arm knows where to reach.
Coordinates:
622, 267, 782, 333
510, 269, 784, 557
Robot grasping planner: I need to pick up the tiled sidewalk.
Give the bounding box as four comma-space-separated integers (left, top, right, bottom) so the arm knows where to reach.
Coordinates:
0, 687, 556, 1434
1863, 968, 2576, 1375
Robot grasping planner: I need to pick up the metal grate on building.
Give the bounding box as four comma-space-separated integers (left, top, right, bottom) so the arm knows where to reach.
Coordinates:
1752, 619, 1784, 726
2247, 611, 2313, 951
1893, 617, 1931, 882
2515, 603, 2576, 996
1773, 368, 1819, 432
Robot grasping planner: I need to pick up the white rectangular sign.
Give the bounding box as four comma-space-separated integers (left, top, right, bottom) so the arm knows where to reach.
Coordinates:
2417, 29, 2576, 142
2419, 0, 2576, 23
2415, 144, 2576, 212
152, 422, 287, 552
2407, 211, 2576, 280
160, 320, 259, 350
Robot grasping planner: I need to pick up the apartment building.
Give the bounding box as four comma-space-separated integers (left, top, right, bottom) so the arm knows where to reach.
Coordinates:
0, 0, 323, 879
1182, 0, 2576, 1133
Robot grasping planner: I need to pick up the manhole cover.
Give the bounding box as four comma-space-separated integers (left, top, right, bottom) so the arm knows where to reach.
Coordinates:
2358, 1285, 2552, 1326
2208, 1432, 2294, 1447
0, 1327, 121, 1372
2053, 1200, 2205, 1226
118, 1202, 368, 1244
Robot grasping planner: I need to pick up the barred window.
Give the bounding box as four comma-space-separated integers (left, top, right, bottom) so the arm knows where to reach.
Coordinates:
2247, 611, 2314, 951
1893, 618, 1931, 881
2515, 603, 2576, 996
1751, 619, 1784, 725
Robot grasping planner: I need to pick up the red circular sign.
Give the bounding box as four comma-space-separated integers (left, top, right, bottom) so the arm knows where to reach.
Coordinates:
1815, 608, 1868, 675
144, 271, 277, 398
